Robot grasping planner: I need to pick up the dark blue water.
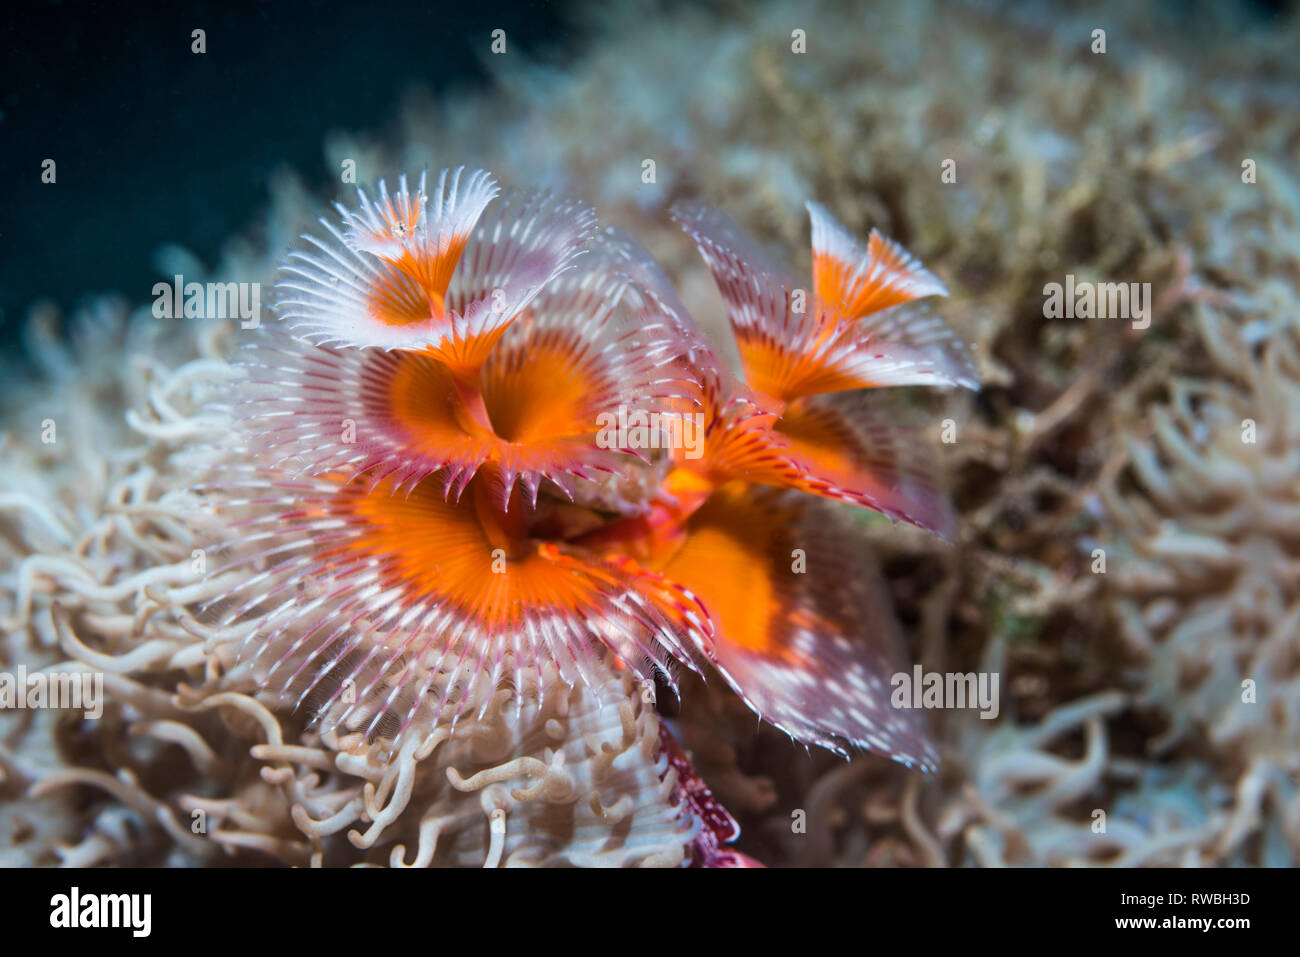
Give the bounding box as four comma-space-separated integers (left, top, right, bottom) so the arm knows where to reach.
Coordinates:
0, 0, 580, 350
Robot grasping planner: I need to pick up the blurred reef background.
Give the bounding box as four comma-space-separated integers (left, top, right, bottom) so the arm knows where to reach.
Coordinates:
2, 0, 1299, 865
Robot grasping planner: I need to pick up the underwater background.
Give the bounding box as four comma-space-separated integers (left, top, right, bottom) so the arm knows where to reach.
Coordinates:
0, 0, 581, 342
2, 0, 1299, 866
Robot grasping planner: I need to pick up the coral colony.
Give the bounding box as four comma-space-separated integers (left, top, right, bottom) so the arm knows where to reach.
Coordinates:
204, 166, 978, 829
6, 1, 1297, 872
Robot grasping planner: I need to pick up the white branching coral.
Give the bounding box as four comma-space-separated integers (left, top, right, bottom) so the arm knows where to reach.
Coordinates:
1098, 304, 1300, 864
